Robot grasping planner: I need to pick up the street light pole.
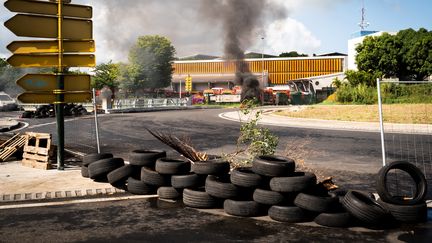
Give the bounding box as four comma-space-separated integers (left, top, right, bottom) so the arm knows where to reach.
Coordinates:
261, 37, 265, 87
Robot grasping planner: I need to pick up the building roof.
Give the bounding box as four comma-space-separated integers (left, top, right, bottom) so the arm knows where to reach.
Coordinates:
317, 52, 347, 57
177, 54, 220, 60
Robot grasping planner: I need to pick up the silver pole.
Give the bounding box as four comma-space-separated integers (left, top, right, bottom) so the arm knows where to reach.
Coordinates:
92, 88, 101, 153
261, 37, 265, 87
377, 78, 386, 166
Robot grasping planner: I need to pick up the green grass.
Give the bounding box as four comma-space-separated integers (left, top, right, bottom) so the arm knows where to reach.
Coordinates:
275, 104, 432, 124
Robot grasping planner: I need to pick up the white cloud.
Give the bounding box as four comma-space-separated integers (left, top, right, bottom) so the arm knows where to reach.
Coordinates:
250, 18, 321, 56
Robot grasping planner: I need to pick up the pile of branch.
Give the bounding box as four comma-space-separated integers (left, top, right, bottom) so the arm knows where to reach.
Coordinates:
146, 129, 208, 162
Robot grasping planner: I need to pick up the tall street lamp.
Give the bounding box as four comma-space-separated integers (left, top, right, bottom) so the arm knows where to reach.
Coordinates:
261, 36, 265, 87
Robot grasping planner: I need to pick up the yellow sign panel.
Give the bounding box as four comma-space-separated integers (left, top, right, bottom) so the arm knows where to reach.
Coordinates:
16, 74, 91, 92
18, 92, 92, 104
7, 54, 96, 68
7, 40, 95, 54
185, 76, 192, 92
4, 14, 92, 39
4, 0, 92, 19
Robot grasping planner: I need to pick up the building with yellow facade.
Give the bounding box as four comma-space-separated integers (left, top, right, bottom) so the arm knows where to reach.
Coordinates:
172, 56, 347, 92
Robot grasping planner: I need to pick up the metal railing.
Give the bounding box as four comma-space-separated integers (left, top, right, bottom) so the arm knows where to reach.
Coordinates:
111, 98, 189, 109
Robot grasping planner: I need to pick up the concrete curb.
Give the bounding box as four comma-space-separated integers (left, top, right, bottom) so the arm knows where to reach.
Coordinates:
0, 119, 21, 132
0, 187, 126, 203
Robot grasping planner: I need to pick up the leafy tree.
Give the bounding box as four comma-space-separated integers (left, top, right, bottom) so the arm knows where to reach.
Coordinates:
356, 33, 400, 78
127, 35, 176, 93
355, 28, 432, 81
91, 61, 120, 90
279, 51, 308, 58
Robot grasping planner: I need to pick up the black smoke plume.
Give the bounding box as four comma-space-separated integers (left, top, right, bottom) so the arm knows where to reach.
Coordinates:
200, 0, 286, 101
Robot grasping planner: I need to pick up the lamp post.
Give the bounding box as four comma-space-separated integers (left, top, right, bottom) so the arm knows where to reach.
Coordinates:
261, 36, 265, 87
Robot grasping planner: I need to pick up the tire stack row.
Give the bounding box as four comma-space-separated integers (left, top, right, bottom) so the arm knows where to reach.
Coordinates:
81, 153, 428, 229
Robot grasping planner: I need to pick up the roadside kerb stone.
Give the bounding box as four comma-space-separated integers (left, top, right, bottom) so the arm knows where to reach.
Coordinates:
219, 108, 431, 134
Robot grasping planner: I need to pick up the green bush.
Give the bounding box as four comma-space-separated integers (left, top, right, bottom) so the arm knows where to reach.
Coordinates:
335, 83, 377, 104
381, 83, 432, 104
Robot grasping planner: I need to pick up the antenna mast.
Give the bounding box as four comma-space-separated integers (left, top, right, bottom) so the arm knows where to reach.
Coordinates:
358, 0, 370, 30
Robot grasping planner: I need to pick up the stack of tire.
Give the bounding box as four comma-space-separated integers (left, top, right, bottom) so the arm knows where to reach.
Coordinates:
182, 157, 231, 209
375, 161, 428, 224
21, 103, 88, 119
82, 153, 127, 186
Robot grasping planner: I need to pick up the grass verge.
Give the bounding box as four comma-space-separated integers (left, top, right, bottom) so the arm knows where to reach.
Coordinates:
274, 104, 432, 124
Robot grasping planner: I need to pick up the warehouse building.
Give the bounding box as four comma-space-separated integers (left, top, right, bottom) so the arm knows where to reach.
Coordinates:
172, 55, 347, 92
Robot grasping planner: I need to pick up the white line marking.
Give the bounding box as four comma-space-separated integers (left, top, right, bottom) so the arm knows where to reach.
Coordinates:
0, 194, 158, 210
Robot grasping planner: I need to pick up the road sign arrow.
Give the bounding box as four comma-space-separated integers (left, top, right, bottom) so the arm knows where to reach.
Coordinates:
7, 54, 96, 68
16, 74, 91, 92
4, 0, 92, 19
17, 91, 92, 104
7, 40, 95, 54
4, 14, 92, 39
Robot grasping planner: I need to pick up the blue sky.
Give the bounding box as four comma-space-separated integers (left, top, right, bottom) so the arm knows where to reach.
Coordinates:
1, 0, 431, 63
293, 0, 432, 55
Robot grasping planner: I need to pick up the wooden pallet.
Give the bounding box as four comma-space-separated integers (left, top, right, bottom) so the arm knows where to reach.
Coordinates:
21, 132, 54, 170
0, 133, 27, 162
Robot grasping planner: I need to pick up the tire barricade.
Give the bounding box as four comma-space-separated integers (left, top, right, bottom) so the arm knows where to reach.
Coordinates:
81, 153, 429, 229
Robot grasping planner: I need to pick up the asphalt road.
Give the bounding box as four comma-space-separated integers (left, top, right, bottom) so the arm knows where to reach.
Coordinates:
1, 197, 430, 243
5, 108, 432, 193
11, 108, 430, 173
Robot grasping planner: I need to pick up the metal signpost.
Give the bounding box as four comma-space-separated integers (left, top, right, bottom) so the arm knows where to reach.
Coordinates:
4, 0, 95, 170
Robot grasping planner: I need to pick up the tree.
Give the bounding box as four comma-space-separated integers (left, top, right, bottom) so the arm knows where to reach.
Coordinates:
355, 33, 400, 78
279, 51, 308, 58
91, 61, 120, 90
355, 28, 432, 81
127, 35, 176, 93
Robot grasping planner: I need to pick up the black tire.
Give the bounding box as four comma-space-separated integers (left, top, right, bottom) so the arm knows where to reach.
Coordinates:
157, 187, 182, 200
129, 150, 166, 167
230, 167, 263, 188
155, 157, 191, 175
192, 159, 230, 175
268, 205, 314, 223
294, 193, 340, 213
376, 160, 428, 205
252, 155, 295, 177
107, 165, 134, 187
127, 177, 157, 195
205, 175, 240, 199
88, 158, 124, 180
314, 212, 352, 228
82, 153, 113, 166
253, 188, 286, 206
140, 167, 171, 187
378, 199, 428, 223
171, 173, 206, 189
270, 172, 317, 193
223, 199, 261, 217
81, 166, 89, 178
183, 188, 219, 209
341, 190, 390, 225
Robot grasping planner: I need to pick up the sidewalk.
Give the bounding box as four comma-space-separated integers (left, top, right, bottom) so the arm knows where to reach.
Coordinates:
219, 107, 432, 134
0, 161, 124, 203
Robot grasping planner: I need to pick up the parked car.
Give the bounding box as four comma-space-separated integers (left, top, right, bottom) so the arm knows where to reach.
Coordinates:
0, 92, 18, 111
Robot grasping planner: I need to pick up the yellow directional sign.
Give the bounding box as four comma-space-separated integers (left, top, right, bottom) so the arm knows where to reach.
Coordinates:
4, 0, 92, 19
4, 14, 92, 39
185, 75, 192, 92
7, 54, 96, 68
17, 91, 92, 104
16, 74, 91, 92
7, 40, 95, 54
